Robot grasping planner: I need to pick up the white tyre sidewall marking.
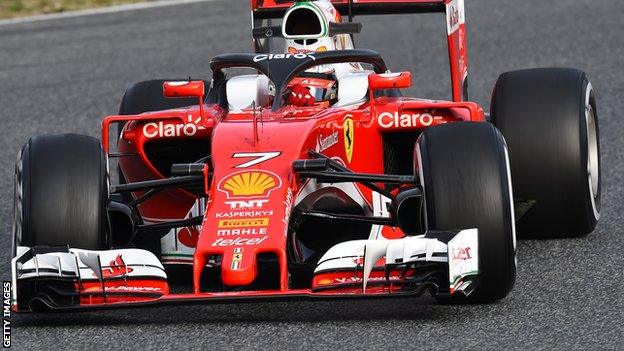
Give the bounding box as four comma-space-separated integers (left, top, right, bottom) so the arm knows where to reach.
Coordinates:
501, 137, 517, 264
12, 147, 24, 257
585, 82, 600, 221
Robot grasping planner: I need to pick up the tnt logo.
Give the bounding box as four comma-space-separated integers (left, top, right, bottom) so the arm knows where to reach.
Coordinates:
225, 199, 269, 209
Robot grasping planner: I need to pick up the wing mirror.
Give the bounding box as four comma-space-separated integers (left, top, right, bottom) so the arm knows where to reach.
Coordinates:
162, 80, 206, 118
368, 72, 412, 90
163, 80, 205, 98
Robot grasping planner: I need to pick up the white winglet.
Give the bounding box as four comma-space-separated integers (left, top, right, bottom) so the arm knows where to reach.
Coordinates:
447, 228, 479, 294
78, 251, 103, 281
362, 240, 388, 292
385, 239, 404, 265
35, 254, 64, 276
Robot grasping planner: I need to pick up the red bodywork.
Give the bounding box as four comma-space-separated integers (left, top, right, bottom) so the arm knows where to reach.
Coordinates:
84, 0, 480, 308
100, 99, 482, 304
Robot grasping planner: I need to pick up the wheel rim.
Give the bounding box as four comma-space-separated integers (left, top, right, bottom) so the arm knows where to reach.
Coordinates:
586, 85, 600, 220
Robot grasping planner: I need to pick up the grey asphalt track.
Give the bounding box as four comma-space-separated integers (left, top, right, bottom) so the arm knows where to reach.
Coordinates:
1, 0, 623, 349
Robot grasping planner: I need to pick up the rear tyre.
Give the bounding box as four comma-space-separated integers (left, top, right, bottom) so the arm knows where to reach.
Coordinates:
416, 122, 516, 303
491, 68, 600, 238
13, 134, 109, 250
117, 79, 211, 130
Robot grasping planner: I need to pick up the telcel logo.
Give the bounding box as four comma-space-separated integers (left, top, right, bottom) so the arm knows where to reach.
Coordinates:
211, 237, 268, 247
377, 111, 440, 129
253, 53, 315, 62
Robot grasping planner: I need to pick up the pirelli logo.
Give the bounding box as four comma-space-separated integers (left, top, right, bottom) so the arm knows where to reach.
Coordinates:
218, 218, 269, 228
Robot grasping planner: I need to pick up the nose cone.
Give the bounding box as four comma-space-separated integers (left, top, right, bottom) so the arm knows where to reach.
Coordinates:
193, 168, 292, 292
222, 246, 255, 286
192, 117, 314, 293
217, 238, 266, 286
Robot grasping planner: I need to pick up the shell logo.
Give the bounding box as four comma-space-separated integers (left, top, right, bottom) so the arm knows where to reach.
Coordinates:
218, 170, 282, 199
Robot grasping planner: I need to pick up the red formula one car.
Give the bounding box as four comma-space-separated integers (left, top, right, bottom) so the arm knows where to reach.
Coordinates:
10, 0, 601, 312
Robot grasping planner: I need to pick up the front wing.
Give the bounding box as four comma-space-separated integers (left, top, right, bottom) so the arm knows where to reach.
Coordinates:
10, 229, 478, 312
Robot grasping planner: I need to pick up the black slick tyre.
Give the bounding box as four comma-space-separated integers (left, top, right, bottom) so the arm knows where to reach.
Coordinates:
13, 134, 109, 250
490, 68, 600, 238
416, 122, 516, 303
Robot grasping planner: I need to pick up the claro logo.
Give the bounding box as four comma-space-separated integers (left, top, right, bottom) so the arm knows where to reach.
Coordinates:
142, 115, 205, 138
377, 111, 442, 129
253, 53, 316, 62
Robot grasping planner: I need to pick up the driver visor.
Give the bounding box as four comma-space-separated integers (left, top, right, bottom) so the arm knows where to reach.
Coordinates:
282, 6, 328, 39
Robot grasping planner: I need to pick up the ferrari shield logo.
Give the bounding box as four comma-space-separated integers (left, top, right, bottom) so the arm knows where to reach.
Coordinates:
343, 117, 354, 163
231, 248, 243, 270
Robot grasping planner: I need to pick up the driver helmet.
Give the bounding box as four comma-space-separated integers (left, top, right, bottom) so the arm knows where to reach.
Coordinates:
282, 1, 355, 102
282, 1, 354, 59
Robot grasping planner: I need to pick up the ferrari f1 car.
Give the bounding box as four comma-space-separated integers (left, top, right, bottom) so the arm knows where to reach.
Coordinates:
10, 0, 601, 312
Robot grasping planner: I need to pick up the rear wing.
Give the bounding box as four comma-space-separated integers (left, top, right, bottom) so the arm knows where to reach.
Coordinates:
251, 0, 468, 101
251, 1, 446, 18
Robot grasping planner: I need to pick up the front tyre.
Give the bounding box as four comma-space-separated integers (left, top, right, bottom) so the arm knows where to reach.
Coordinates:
13, 134, 109, 250
416, 122, 516, 303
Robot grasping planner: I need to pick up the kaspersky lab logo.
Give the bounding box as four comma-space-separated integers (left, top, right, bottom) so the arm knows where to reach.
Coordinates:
253, 53, 316, 62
